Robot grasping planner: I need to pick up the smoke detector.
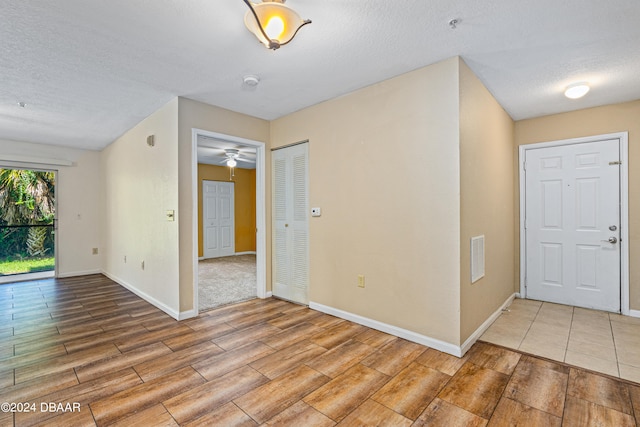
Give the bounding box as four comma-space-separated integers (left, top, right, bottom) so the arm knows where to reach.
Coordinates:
243, 75, 260, 87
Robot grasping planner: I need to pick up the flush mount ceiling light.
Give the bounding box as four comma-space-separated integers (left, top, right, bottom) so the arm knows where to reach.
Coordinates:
243, 0, 311, 50
564, 82, 590, 99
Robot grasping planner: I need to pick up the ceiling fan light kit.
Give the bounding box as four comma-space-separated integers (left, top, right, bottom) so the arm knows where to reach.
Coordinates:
217, 148, 256, 168
243, 0, 311, 50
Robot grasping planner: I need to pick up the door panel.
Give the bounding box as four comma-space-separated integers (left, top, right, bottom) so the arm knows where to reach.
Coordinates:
272, 143, 309, 304
525, 139, 620, 312
203, 180, 235, 258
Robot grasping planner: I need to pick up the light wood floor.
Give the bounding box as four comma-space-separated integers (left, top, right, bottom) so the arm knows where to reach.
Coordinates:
1, 275, 639, 426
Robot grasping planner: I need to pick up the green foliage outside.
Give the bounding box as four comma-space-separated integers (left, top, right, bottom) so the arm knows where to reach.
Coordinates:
0, 257, 55, 275
0, 169, 55, 275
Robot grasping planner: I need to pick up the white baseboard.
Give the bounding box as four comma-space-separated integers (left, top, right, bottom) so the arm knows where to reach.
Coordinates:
309, 302, 463, 357
178, 309, 197, 320
460, 293, 517, 355
629, 309, 640, 318
57, 269, 101, 278
101, 270, 180, 320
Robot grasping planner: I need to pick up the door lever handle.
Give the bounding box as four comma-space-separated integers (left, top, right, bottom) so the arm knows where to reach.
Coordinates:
602, 237, 618, 244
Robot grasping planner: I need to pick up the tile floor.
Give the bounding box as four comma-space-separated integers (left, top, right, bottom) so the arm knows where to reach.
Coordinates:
480, 298, 640, 383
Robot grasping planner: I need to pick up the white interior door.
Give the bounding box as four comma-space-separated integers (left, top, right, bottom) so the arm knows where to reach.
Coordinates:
272, 142, 309, 304
524, 139, 620, 312
203, 180, 235, 259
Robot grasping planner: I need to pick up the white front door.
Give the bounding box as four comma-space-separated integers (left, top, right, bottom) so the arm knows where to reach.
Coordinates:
203, 180, 235, 259
524, 139, 620, 312
272, 142, 309, 304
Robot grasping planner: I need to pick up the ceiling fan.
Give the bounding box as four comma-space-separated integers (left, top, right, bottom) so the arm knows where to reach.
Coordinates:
220, 148, 255, 167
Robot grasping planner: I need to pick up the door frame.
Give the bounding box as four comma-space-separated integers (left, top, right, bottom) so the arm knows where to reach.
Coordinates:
518, 132, 629, 315
191, 129, 267, 315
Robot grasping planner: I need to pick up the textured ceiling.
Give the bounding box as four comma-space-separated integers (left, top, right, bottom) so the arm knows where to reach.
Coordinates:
2, 0, 640, 151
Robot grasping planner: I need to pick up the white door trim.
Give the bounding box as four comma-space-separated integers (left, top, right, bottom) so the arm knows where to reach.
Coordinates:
191, 129, 267, 317
519, 132, 629, 314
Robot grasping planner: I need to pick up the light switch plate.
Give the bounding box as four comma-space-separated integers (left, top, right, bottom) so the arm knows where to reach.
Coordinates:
311, 207, 321, 217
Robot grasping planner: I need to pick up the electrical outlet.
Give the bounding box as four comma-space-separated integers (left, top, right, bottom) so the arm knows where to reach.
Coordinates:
357, 275, 365, 288
92, 248, 98, 255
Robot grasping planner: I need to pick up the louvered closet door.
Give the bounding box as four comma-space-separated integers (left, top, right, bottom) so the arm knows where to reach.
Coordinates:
272, 143, 309, 304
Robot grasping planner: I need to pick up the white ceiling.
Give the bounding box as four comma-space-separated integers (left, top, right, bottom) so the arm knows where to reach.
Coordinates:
2, 1, 640, 151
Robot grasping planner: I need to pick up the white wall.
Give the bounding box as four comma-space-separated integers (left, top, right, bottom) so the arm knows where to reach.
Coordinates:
101, 99, 181, 316
56, 150, 104, 276
0, 139, 103, 277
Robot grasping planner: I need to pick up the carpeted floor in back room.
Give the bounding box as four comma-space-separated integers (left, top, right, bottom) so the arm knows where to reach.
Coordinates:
198, 254, 256, 311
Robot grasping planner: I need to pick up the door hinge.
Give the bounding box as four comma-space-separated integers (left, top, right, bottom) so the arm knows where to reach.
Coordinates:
609, 161, 622, 165
523, 162, 527, 171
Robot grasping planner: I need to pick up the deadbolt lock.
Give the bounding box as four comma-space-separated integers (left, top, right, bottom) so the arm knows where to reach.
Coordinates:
609, 225, 617, 231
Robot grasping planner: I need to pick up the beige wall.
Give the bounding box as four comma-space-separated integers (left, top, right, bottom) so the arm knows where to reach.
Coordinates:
197, 164, 256, 256
458, 59, 515, 342
101, 98, 180, 314
0, 140, 103, 277
271, 58, 463, 344
515, 100, 640, 310
177, 98, 269, 312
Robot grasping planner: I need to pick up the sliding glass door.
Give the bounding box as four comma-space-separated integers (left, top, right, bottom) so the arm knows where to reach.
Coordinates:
0, 168, 56, 279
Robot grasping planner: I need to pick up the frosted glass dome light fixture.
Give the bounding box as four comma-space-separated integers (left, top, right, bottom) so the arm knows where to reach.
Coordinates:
226, 158, 237, 168
564, 82, 590, 99
243, 0, 311, 50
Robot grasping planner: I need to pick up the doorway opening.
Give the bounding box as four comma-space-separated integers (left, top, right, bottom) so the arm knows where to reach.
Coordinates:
519, 132, 629, 314
192, 130, 267, 312
0, 167, 57, 283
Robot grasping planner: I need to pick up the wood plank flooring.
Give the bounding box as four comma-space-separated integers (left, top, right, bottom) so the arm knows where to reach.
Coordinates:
1, 274, 639, 426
